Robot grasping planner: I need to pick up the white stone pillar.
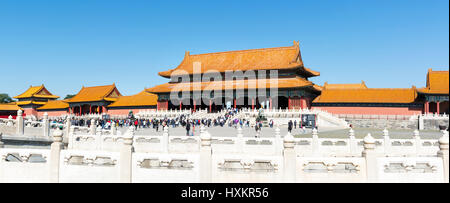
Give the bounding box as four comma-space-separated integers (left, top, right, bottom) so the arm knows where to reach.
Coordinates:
437, 131, 449, 183
283, 132, 296, 183
16, 110, 24, 135
0, 132, 4, 148
418, 115, 424, 130
120, 126, 134, 183
275, 125, 282, 155
362, 133, 377, 183
413, 130, 421, 156
68, 126, 75, 149
159, 126, 169, 153
65, 117, 71, 137
111, 122, 117, 135
43, 112, 50, 137
89, 119, 96, 135
200, 130, 212, 183
237, 125, 244, 153
311, 128, 319, 157
49, 128, 64, 183
383, 128, 391, 155
348, 128, 356, 156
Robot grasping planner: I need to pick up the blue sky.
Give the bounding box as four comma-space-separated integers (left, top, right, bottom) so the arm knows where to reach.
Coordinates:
0, 0, 448, 98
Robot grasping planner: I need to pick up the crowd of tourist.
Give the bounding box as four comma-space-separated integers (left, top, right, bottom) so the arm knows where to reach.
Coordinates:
45, 108, 314, 138
47, 108, 257, 132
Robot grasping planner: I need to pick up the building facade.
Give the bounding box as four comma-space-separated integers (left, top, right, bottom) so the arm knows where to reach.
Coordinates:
107, 90, 158, 115
67, 84, 122, 115
417, 69, 449, 114
146, 41, 322, 112
13, 85, 60, 117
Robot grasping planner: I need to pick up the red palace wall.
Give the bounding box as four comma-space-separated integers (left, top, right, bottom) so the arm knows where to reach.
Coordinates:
311, 106, 423, 116
108, 108, 156, 116
0, 112, 21, 119
290, 97, 311, 109
23, 108, 38, 117
157, 101, 169, 110
37, 110, 69, 118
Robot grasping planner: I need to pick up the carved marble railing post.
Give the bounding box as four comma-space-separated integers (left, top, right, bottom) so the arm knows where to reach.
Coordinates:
362, 133, 377, 183
437, 131, 449, 183
65, 116, 71, 137
0, 132, 4, 148
237, 125, 244, 153
283, 132, 296, 183
89, 119, 96, 135
382, 128, 391, 155
311, 128, 319, 157
162, 126, 169, 153
418, 115, 424, 130
43, 112, 50, 137
49, 128, 64, 183
348, 128, 356, 156
413, 130, 421, 156
120, 126, 134, 183
275, 125, 282, 155
68, 126, 75, 149
16, 110, 24, 135
200, 129, 212, 183
111, 122, 117, 135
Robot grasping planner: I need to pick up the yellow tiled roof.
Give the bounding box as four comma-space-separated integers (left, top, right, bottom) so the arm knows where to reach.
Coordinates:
15, 101, 48, 106
158, 41, 320, 78
108, 91, 158, 107
313, 87, 418, 104
323, 81, 367, 90
37, 100, 69, 110
146, 76, 314, 93
68, 84, 122, 103
0, 103, 23, 111
418, 69, 449, 94
14, 85, 60, 99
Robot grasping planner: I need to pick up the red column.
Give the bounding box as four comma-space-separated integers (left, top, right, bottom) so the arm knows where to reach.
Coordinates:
234, 98, 236, 109
425, 102, 429, 114
209, 100, 212, 113
300, 96, 304, 109
89, 105, 92, 114
157, 101, 159, 111
102, 106, 107, 114
305, 97, 309, 109
288, 96, 291, 110
252, 98, 255, 110
194, 100, 196, 112
165, 101, 168, 110
80, 105, 82, 115
269, 97, 272, 109
180, 100, 182, 111
437, 102, 440, 114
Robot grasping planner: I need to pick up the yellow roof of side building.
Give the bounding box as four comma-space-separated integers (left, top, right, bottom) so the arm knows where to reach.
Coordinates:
109, 91, 158, 107
37, 100, 69, 110
68, 84, 122, 103
418, 69, 449, 95
313, 87, 418, 104
323, 81, 368, 90
14, 85, 60, 99
0, 103, 23, 111
15, 101, 48, 106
